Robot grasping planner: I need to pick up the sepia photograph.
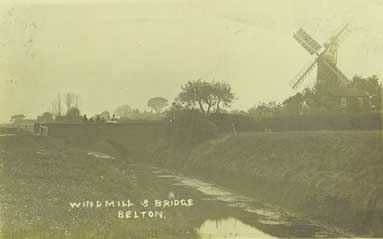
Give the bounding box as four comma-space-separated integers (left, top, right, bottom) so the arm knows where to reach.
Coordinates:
0, 0, 382, 238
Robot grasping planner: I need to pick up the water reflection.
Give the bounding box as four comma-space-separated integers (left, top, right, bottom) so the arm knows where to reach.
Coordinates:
198, 217, 277, 239
153, 168, 343, 238
87, 151, 115, 159
0, 134, 16, 137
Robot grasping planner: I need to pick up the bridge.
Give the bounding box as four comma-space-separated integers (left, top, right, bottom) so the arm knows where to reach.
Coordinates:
36, 121, 169, 157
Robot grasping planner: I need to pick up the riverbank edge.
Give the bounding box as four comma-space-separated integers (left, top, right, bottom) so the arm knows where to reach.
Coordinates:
146, 130, 383, 237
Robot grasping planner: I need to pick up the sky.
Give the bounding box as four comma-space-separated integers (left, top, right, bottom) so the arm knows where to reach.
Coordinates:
0, 0, 382, 122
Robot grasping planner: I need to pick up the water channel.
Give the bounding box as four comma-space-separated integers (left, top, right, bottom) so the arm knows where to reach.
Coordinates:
131, 164, 345, 238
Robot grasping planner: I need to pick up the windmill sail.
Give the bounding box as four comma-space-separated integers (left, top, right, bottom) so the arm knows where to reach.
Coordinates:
332, 23, 352, 46
293, 28, 322, 55
290, 59, 318, 89
291, 23, 351, 90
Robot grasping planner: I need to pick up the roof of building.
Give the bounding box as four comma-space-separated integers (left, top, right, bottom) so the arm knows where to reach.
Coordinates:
327, 87, 369, 97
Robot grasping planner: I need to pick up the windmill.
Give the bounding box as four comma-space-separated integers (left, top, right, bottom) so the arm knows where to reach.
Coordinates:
290, 24, 352, 93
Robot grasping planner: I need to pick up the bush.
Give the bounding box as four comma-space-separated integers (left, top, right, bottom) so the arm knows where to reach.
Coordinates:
255, 112, 382, 131
209, 113, 258, 132
169, 110, 218, 147
208, 112, 382, 132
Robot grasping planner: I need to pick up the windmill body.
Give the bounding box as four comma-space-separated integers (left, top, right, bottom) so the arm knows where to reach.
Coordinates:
290, 24, 368, 111
316, 44, 341, 94
291, 25, 350, 92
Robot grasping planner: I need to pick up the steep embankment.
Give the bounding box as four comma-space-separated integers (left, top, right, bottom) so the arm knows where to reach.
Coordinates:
155, 130, 383, 236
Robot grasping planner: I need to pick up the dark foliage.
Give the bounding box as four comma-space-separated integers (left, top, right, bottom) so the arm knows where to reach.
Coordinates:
175, 79, 235, 114
204, 112, 381, 133
168, 109, 218, 146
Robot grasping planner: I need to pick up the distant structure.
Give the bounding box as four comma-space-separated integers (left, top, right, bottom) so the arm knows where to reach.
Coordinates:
291, 24, 369, 111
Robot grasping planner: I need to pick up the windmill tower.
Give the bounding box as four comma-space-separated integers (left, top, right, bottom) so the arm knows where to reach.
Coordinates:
290, 24, 352, 94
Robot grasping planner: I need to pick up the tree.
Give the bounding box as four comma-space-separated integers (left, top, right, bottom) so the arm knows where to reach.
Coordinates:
10, 114, 25, 124
248, 101, 280, 118
212, 82, 235, 113
175, 79, 235, 115
37, 112, 54, 123
175, 80, 211, 114
51, 92, 80, 117
230, 109, 247, 115
99, 110, 110, 119
114, 104, 132, 118
66, 107, 80, 118
147, 97, 168, 113
65, 92, 80, 113
351, 75, 382, 110
283, 93, 305, 115
51, 94, 62, 116
280, 87, 326, 115
54, 107, 81, 122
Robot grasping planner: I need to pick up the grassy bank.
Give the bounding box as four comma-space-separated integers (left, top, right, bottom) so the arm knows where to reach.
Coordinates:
0, 135, 200, 239
153, 130, 383, 237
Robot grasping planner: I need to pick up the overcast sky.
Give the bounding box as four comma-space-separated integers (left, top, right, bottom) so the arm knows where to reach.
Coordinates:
0, 0, 382, 122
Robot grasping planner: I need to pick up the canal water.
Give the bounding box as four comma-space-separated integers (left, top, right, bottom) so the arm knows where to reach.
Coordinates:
132, 164, 345, 239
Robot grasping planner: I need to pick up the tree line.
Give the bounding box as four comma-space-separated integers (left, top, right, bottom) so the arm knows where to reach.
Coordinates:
9, 74, 381, 125
248, 75, 382, 119
29, 80, 234, 123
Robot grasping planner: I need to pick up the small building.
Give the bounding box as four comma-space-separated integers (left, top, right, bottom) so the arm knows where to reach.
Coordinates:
327, 87, 370, 112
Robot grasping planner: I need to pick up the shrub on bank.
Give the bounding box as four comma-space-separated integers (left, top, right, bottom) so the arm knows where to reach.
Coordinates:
208, 111, 382, 132
169, 110, 218, 147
